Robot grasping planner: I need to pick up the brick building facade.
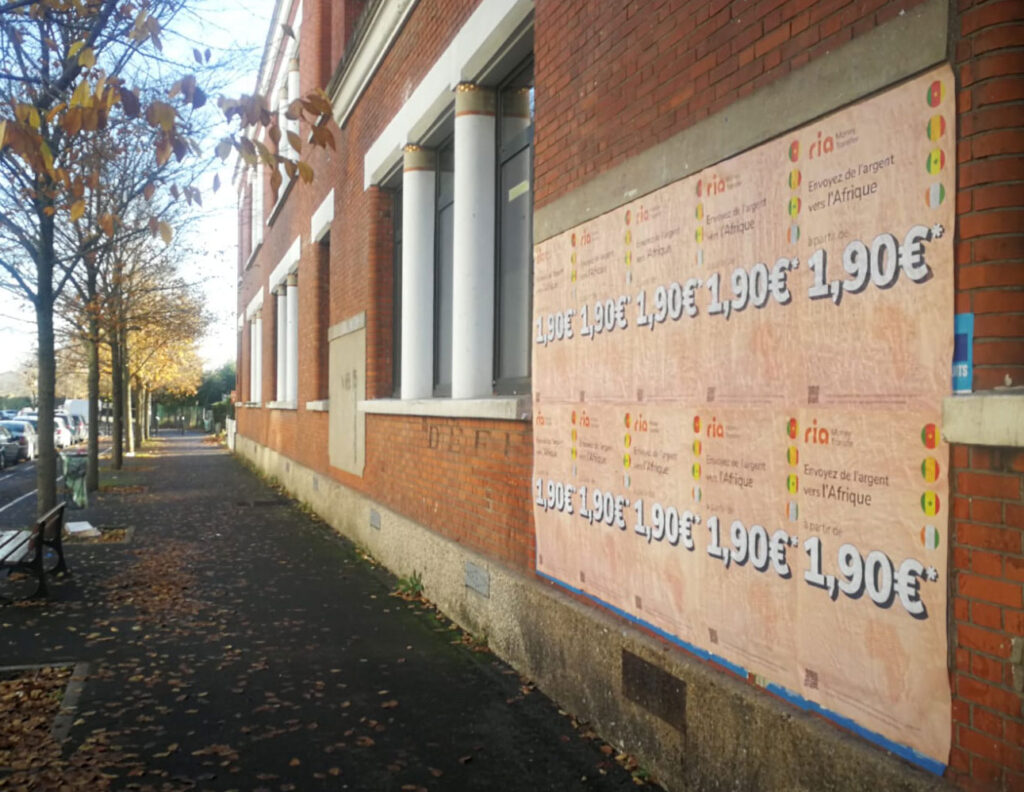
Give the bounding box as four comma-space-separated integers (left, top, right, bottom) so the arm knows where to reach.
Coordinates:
234, 1, 1024, 788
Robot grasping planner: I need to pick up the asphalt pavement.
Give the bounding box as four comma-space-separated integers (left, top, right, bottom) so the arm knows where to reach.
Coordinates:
0, 433, 647, 791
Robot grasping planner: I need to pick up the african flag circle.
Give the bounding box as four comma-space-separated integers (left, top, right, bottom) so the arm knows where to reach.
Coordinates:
927, 80, 943, 108
926, 115, 945, 141
926, 148, 945, 175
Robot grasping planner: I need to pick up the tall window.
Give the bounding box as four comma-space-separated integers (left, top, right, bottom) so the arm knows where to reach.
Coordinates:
495, 59, 534, 394
433, 140, 455, 396
316, 234, 330, 400
391, 187, 403, 396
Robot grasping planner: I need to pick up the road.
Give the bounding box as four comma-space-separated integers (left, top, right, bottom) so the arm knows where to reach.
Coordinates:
0, 443, 107, 527
0, 450, 52, 526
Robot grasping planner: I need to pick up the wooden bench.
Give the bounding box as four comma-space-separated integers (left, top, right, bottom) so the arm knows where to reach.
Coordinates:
0, 502, 69, 600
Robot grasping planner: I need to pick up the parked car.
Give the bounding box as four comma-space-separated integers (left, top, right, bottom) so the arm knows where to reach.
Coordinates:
70, 414, 87, 442
52, 414, 73, 448
17, 413, 71, 449
0, 419, 37, 461
0, 425, 21, 469
56, 411, 85, 443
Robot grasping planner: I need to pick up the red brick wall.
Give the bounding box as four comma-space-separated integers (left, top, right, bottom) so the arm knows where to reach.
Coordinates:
949, 447, 1024, 790
236, 0, 537, 571
954, 0, 1024, 391
533, 0, 932, 210
947, 2, 1024, 789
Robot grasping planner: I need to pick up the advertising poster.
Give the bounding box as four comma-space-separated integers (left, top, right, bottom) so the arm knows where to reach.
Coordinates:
532, 66, 954, 771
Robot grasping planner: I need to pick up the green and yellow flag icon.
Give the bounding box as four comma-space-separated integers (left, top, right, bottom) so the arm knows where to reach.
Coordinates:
788, 169, 801, 189
921, 491, 940, 516
787, 446, 799, 466
786, 474, 799, 494
921, 457, 940, 483
926, 115, 945, 141
926, 148, 945, 175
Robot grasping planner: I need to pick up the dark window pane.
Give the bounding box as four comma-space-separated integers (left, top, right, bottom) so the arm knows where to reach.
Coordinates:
434, 201, 454, 394
498, 145, 531, 383
391, 188, 402, 396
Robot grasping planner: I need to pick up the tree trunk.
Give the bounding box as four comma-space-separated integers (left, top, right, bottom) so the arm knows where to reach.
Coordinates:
126, 365, 135, 456
143, 387, 151, 442
35, 209, 57, 515
110, 336, 123, 470
86, 311, 100, 492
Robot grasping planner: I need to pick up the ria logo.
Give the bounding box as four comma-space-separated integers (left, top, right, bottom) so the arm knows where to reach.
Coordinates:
696, 174, 726, 197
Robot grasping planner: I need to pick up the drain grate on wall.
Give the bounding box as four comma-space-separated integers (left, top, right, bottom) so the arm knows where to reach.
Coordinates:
621, 649, 687, 733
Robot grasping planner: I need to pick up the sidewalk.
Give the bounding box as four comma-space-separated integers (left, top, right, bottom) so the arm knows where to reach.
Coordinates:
1, 434, 647, 791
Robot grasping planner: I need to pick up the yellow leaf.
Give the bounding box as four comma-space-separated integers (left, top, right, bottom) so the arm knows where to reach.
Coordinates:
68, 41, 85, 58
78, 47, 95, 68
155, 138, 172, 167
70, 79, 90, 108
45, 102, 66, 124
286, 131, 302, 153
297, 161, 313, 184
63, 106, 83, 136
0, 121, 6, 148
70, 199, 85, 222
39, 140, 54, 174
158, 221, 172, 245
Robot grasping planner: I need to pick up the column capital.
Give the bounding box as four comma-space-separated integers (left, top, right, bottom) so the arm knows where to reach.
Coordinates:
403, 145, 436, 172
455, 83, 495, 117
287, 271, 298, 287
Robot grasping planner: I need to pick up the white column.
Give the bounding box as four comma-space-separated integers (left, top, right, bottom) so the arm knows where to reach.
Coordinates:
275, 286, 287, 402
451, 84, 496, 398
286, 272, 299, 404
249, 319, 257, 400
278, 84, 289, 159
287, 57, 300, 139
254, 313, 263, 403
400, 145, 436, 400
